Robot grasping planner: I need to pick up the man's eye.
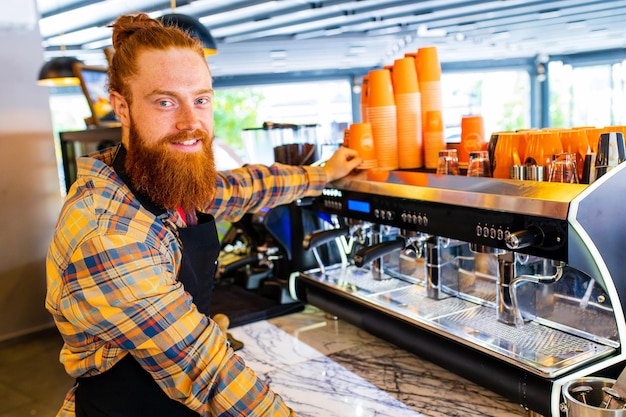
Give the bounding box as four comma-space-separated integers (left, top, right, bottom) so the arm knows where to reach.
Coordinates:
197, 97, 211, 105
159, 100, 173, 107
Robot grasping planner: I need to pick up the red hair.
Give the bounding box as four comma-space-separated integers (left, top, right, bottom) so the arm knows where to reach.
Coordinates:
107, 13, 206, 102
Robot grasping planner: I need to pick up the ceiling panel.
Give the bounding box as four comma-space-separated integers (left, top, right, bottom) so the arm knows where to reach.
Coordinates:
35, 0, 626, 80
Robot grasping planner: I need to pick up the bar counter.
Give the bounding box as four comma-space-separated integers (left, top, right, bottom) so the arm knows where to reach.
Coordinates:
230, 305, 529, 417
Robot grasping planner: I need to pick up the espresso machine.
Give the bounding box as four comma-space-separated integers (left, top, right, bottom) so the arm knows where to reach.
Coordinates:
293, 163, 626, 417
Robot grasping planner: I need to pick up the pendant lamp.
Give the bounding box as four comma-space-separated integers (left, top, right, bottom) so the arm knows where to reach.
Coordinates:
159, 13, 218, 55
37, 55, 83, 87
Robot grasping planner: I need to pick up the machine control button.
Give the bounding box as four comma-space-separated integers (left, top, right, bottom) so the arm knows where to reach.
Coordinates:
374, 209, 380, 218
423, 216, 428, 226
386, 211, 394, 221
483, 226, 489, 237
476, 225, 482, 236
497, 229, 504, 240
490, 228, 496, 239
417, 215, 423, 225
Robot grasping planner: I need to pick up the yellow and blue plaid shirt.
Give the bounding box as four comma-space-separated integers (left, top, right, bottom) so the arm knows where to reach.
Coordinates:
46, 146, 327, 416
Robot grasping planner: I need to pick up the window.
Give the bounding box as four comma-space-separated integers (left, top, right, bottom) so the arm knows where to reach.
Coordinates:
215, 80, 352, 165
441, 69, 531, 140
549, 59, 626, 128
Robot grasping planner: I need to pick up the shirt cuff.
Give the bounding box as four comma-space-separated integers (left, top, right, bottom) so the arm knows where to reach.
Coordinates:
301, 165, 328, 197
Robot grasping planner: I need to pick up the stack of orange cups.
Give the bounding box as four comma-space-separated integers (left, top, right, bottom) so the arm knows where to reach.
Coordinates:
348, 122, 377, 169
416, 46, 445, 169
367, 68, 398, 170
360, 75, 369, 123
392, 56, 422, 169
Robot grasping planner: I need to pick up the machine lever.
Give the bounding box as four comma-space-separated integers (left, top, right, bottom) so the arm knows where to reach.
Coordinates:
353, 237, 406, 268
303, 226, 350, 250
505, 226, 544, 250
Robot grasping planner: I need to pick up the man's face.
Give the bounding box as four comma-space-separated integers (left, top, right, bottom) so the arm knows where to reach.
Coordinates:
122, 47, 215, 149
112, 48, 218, 211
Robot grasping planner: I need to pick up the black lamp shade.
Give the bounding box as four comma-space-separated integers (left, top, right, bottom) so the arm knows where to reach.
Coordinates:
159, 13, 218, 55
37, 56, 82, 86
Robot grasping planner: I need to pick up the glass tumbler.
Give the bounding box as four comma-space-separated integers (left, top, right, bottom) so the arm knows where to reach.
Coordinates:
467, 150, 492, 177
548, 152, 579, 183
436, 149, 459, 175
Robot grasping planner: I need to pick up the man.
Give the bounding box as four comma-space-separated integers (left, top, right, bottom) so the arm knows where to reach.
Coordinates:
46, 12, 362, 417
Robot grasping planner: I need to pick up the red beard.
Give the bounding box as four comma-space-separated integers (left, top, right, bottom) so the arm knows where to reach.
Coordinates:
125, 125, 218, 212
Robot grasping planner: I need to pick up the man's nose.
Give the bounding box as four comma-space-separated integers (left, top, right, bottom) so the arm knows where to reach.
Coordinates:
176, 103, 202, 131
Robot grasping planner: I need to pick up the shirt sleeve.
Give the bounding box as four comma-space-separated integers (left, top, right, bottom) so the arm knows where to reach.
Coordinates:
206, 163, 327, 222
57, 230, 295, 416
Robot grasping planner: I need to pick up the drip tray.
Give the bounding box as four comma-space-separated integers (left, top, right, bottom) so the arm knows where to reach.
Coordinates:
300, 267, 616, 378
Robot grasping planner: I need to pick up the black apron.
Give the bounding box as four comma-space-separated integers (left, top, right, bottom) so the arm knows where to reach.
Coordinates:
75, 145, 220, 417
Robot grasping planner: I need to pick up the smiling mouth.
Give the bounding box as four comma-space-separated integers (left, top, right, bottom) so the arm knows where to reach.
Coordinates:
173, 139, 200, 146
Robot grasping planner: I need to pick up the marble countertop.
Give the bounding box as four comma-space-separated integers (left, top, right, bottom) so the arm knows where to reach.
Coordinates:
229, 305, 529, 417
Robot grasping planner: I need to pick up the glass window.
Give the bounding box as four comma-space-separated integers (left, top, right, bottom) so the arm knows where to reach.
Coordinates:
549, 61, 612, 127
441, 70, 531, 140
548, 60, 626, 128
215, 80, 352, 165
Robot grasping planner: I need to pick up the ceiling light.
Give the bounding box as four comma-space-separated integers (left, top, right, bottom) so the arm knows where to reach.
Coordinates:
159, 13, 218, 55
37, 56, 82, 87
417, 25, 447, 37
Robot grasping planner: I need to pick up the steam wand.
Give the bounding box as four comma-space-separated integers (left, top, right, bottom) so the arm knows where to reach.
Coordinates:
508, 259, 565, 326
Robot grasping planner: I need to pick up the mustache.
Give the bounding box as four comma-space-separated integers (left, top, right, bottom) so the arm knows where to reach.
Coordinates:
160, 129, 211, 145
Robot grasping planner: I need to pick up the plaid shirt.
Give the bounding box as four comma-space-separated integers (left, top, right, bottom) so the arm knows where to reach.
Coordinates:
46, 146, 327, 416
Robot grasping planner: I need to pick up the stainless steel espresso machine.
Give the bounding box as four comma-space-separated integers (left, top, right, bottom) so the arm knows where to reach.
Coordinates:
293, 163, 626, 417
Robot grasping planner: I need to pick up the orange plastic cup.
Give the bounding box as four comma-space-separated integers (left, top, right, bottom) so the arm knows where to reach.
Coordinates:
459, 115, 485, 163
392, 56, 419, 94
367, 69, 395, 107
416, 46, 441, 82
577, 127, 603, 153
525, 131, 563, 167
348, 122, 377, 162
492, 132, 523, 179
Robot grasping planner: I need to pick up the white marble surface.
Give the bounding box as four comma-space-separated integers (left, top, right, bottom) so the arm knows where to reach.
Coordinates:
229, 305, 529, 417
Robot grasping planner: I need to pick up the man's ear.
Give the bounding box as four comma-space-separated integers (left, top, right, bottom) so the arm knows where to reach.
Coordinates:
110, 91, 130, 128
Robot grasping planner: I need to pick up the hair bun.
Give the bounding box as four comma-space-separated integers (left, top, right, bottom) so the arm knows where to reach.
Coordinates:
111, 13, 163, 51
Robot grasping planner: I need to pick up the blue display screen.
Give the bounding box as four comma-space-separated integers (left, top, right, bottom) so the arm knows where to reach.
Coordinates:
347, 199, 370, 213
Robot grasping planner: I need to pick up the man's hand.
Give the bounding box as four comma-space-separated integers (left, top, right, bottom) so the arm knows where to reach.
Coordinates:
323, 146, 363, 183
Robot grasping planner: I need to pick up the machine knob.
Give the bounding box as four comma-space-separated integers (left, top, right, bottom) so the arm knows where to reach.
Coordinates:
505, 226, 544, 250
